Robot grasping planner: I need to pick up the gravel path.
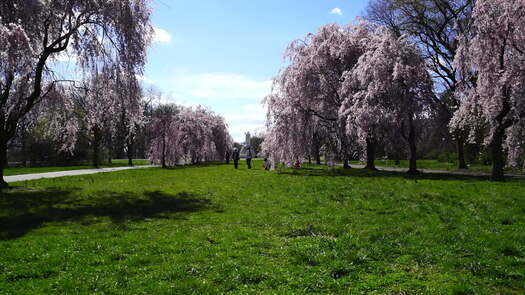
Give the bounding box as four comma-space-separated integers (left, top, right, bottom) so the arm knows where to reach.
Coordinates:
6, 165, 157, 183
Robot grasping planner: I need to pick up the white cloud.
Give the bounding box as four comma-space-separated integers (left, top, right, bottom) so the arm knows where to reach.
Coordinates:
160, 71, 272, 142
224, 103, 267, 142
330, 8, 343, 15
148, 93, 200, 108
224, 104, 266, 122
229, 123, 266, 143
171, 72, 272, 101
153, 26, 172, 44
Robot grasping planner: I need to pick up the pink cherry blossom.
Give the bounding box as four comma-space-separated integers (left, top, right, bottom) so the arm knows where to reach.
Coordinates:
451, 0, 525, 180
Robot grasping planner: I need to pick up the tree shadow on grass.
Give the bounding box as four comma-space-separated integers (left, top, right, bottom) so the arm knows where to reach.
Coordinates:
0, 188, 211, 240
277, 166, 497, 182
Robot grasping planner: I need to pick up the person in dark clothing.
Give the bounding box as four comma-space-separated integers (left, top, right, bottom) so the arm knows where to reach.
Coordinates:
232, 147, 240, 169
225, 150, 230, 164
246, 146, 253, 169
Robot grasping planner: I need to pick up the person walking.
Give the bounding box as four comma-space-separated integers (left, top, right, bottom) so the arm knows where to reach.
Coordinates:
225, 150, 230, 164
232, 147, 240, 169
246, 146, 253, 169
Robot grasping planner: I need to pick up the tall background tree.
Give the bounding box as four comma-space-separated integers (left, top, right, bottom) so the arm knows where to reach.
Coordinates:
365, 0, 475, 169
451, 0, 525, 181
148, 104, 232, 168
340, 29, 434, 173
263, 23, 373, 167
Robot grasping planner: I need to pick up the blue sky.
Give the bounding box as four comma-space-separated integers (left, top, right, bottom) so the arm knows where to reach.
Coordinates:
143, 0, 369, 142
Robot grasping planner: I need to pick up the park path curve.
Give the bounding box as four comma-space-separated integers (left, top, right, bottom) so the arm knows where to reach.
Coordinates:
6, 165, 157, 183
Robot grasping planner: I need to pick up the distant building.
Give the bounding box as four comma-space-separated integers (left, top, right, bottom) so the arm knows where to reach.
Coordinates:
240, 132, 254, 158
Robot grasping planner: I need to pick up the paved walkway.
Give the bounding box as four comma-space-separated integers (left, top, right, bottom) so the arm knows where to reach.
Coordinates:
5, 163, 524, 183
347, 164, 525, 179
6, 165, 157, 183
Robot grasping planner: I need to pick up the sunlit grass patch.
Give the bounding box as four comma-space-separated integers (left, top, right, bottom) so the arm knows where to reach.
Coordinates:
1, 161, 524, 294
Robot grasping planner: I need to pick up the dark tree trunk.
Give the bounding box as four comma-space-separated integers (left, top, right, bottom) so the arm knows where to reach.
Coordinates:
127, 139, 134, 167
316, 152, 321, 165
456, 133, 468, 169
0, 139, 8, 188
365, 139, 377, 170
489, 84, 512, 181
161, 136, 167, 169
490, 129, 505, 181
488, 50, 512, 181
92, 127, 101, 168
308, 156, 312, 165
407, 117, 418, 174
21, 130, 27, 167
107, 135, 113, 164
343, 158, 351, 169
395, 157, 400, 166
0, 46, 59, 187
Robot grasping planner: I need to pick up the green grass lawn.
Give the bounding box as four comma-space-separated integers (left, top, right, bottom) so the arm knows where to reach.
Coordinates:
4, 159, 151, 176
1, 161, 524, 294
350, 159, 525, 174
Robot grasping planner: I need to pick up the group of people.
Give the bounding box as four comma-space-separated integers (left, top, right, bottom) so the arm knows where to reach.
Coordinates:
229, 147, 303, 171
231, 146, 252, 169
229, 146, 272, 170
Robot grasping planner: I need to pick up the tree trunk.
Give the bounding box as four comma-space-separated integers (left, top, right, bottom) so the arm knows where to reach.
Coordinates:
407, 117, 418, 174
0, 139, 8, 188
490, 129, 505, 181
365, 139, 377, 170
456, 133, 468, 169
316, 151, 321, 165
161, 136, 167, 168
489, 85, 512, 181
92, 127, 101, 168
308, 156, 312, 165
343, 158, 351, 169
21, 130, 27, 167
127, 139, 134, 167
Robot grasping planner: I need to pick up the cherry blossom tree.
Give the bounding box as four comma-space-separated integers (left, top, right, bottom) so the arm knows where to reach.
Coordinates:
365, 0, 475, 169
37, 64, 145, 169
263, 93, 320, 166
81, 70, 120, 168
264, 23, 374, 167
82, 67, 145, 168
148, 105, 232, 167
115, 72, 145, 167
340, 29, 434, 173
451, 0, 525, 181
148, 103, 180, 168
177, 107, 232, 164
0, 0, 152, 187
